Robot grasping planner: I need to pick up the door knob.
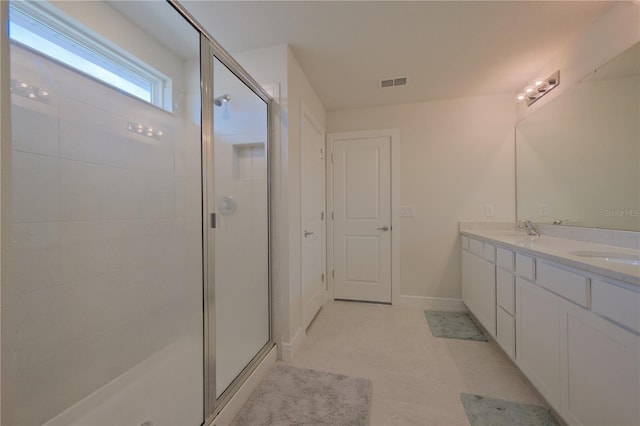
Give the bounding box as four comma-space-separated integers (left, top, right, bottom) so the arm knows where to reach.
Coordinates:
304, 230, 314, 237
377, 226, 390, 231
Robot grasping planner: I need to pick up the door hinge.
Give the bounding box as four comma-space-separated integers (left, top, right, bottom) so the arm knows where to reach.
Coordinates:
332, 269, 334, 278
330, 153, 334, 163
321, 273, 325, 282
321, 212, 324, 221
320, 148, 325, 160
331, 212, 334, 220
210, 213, 217, 229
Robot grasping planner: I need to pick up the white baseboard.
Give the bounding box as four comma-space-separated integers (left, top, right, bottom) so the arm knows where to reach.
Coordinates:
279, 326, 305, 362
396, 295, 467, 311
211, 345, 277, 426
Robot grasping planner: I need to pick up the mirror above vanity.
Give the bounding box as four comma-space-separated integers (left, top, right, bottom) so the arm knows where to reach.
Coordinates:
516, 42, 640, 231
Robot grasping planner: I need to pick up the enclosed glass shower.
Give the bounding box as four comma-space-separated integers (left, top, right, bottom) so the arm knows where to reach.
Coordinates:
1, 1, 272, 425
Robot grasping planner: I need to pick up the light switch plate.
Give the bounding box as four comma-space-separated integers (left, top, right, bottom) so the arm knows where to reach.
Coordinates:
485, 204, 495, 217
399, 205, 415, 217
538, 203, 549, 217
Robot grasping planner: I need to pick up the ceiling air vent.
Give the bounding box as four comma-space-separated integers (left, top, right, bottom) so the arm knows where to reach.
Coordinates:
380, 77, 408, 88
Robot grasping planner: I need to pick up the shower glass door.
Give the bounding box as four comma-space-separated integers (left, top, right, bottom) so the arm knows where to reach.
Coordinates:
207, 55, 270, 403
4, 1, 203, 425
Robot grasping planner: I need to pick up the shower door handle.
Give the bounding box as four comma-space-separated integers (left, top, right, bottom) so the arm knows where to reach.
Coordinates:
304, 230, 314, 237
377, 226, 389, 231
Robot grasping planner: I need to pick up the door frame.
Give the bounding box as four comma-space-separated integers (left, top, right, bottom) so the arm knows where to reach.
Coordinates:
299, 100, 327, 327
326, 129, 400, 304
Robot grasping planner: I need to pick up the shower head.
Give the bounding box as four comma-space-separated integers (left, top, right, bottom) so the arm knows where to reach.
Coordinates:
214, 94, 231, 107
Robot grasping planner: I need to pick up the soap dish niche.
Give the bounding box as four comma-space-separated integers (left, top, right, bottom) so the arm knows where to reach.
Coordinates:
233, 142, 265, 181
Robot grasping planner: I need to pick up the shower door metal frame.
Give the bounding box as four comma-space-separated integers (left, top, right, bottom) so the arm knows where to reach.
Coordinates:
202, 40, 274, 422
168, 1, 274, 424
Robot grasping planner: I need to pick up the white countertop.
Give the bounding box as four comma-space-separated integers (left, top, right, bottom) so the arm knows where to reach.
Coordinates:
460, 229, 640, 287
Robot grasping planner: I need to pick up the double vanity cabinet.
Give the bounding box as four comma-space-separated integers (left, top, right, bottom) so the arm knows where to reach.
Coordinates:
461, 230, 640, 426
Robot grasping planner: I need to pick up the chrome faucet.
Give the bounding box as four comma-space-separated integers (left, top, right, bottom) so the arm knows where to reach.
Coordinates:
519, 220, 540, 237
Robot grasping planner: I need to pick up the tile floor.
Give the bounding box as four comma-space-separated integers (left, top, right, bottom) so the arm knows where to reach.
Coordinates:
283, 301, 548, 426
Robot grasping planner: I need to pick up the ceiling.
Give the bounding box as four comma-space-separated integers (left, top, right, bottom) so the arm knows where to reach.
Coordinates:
179, 1, 613, 111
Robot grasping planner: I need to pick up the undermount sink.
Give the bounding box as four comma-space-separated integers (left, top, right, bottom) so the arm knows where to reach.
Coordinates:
571, 250, 640, 266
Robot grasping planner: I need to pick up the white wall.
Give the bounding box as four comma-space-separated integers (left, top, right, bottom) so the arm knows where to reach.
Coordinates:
328, 95, 516, 300
233, 45, 326, 359
517, 2, 640, 120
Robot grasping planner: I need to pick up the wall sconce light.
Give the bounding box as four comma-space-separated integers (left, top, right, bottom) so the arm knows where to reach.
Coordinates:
127, 121, 163, 140
516, 70, 560, 106
10, 79, 50, 104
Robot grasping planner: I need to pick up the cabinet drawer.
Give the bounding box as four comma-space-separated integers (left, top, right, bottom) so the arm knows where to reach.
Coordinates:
469, 238, 484, 257
496, 307, 515, 360
497, 268, 515, 315
537, 262, 589, 308
461, 235, 469, 251
497, 247, 515, 271
515, 253, 535, 281
591, 279, 640, 333
483, 243, 496, 263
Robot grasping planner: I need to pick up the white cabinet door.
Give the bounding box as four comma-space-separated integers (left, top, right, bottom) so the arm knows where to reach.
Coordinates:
462, 249, 474, 312
496, 306, 515, 360
516, 277, 561, 410
462, 249, 496, 336
560, 302, 640, 426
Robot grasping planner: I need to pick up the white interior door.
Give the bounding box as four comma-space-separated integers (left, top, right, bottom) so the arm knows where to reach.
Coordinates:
301, 111, 326, 329
333, 136, 391, 303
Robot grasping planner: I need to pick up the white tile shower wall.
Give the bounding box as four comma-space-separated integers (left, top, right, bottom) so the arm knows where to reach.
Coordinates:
11, 151, 61, 224
7, 45, 202, 425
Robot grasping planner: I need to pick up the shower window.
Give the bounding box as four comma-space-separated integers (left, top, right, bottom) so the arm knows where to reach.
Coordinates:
8, 1, 171, 110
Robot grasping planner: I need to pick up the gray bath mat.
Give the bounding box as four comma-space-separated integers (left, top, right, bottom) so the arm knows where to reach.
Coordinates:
460, 393, 559, 426
424, 310, 488, 341
231, 364, 372, 426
